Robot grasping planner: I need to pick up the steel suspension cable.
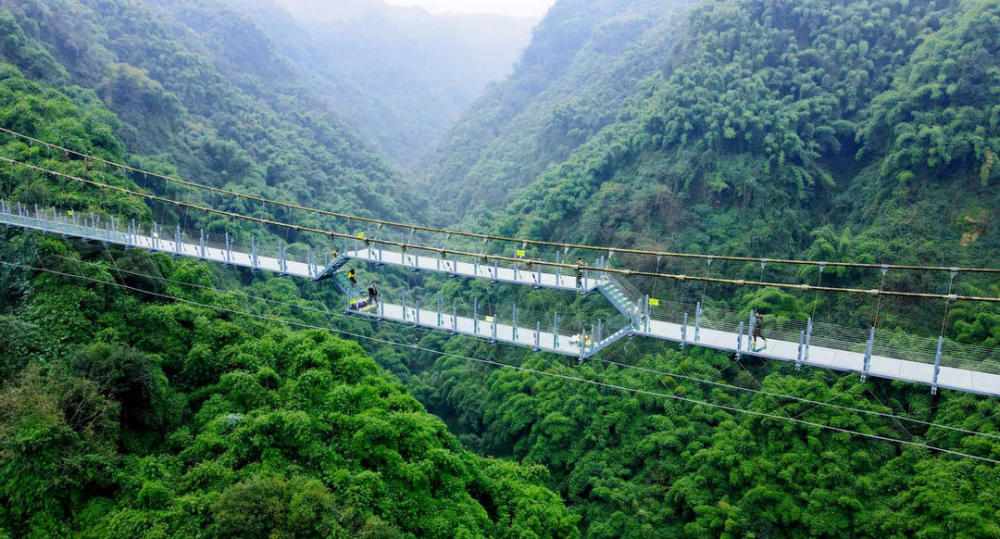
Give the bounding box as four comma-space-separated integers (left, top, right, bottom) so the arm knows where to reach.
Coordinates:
1, 257, 998, 464
4, 156, 1000, 303
2, 126, 1000, 275
6, 239, 1000, 444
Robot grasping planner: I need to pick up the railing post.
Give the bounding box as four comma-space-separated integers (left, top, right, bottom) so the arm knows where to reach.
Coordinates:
535, 264, 542, 289
695, 302, 702, 341
747, 309, 756, 349
251, 236, 258, 268
579, 328, 586, 362
493, 259, 499, 282
279, 242, 287, 273
796, 330, 805, 371
805, 317, 813, 361
378, 297, 384, 320
736, 321, 744, 359
681, 312, 688, 349
452, 305, 458, 335
174, 224, 181, 256
583, 269, 589, 291
473, 298, 479, 335
553, 312, 559, 349
931, 336, 944, 395
474, 259, 479, 276
862, 326, 875, 382
597, 319, 603, 343
535, 321, 541, 352
491, 313, 497, 344
225, 231, 232, 264
555, 250, 562, 286
151, 221, 159, 250
451, 254, 458, 276
401, 293, 408, 322
512, 304, 518, 341
414, 299, 420, 327
306, 246, 312, 276
436, 293, 443, 327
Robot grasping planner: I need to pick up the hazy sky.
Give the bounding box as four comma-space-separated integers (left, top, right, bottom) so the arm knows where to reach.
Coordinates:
383, 0, 556, 17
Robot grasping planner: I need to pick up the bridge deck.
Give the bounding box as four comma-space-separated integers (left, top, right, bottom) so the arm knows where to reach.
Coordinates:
639, 319, 1000, 397
350, 301, 608, 358
343, 247, 602, 292
3, 204, 999, 397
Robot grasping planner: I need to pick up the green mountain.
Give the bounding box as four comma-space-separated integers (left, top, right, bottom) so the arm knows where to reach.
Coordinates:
419, 0, 702, 220
0, 1, 576, 536
228, 0, 537, 169
0, 0, 421, 220
402, 0, 1000, 535
4, 0, 1000, 536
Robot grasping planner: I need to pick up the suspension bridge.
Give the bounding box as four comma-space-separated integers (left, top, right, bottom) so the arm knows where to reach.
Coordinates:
3, 196, 1000, 397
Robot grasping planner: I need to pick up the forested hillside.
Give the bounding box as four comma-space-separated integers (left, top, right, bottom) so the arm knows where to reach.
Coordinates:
419, 0, 701, 219
0, 0, 421, 220
403, 0, 1000, 535
0, 1, 578, 536
228, 0, 536, 169
4, 0, 1000, 536
456, 0, 1000, 269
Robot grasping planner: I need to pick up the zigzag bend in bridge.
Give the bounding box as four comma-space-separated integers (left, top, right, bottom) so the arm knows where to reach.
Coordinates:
3, 200, 999, 397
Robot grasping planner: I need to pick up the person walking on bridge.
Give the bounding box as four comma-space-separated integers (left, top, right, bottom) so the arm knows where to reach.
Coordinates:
368, 282, 378, 304
347, 268, 357, 287
575, 257, 584, 289
752, 312, 767, 352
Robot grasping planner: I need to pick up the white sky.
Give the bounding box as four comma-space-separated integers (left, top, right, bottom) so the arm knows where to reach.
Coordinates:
383, 0, 556, 17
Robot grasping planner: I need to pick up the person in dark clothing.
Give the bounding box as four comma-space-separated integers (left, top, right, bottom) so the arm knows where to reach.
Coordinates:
368, 283, 378, 304
752, 312, 767, 351
575, 257, 584, 288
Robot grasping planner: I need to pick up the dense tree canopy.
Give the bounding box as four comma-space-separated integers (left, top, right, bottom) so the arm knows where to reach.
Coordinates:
3, 0, 1000, 536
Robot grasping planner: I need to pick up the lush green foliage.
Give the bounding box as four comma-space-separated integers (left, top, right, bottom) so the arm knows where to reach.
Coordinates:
0, 0, 421, 221
228, 0, 536, 169
0, 8, 576, 537
4, 0, 1000, 536
420, 0, 700, 219
415, 345, 1000, 536
406, 0, 1000, 535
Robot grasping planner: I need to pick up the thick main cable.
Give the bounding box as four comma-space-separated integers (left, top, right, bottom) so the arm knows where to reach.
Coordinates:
21, 239, 999, 443
4, 156, 1000, 303
2, 125, 999, 275
2, 257, 998, 465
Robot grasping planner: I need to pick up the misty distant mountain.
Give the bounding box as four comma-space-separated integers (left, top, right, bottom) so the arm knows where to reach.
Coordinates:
226, 0, 538, 169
